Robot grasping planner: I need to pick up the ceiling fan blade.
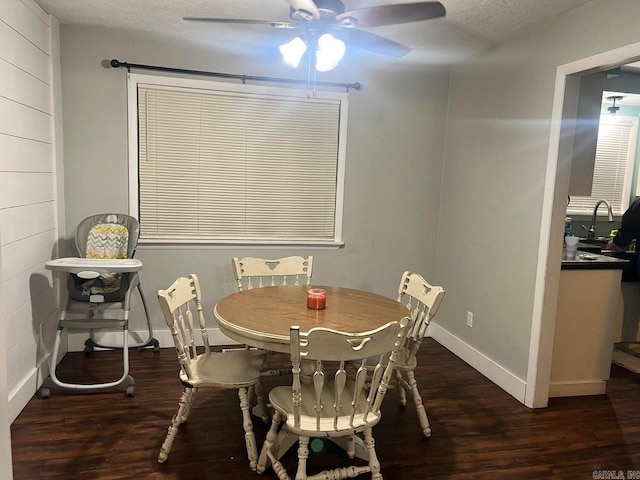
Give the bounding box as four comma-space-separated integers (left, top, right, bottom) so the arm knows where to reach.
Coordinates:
336, 1, 445, 28
340, 29, 411, 57
288, 0, 320, 19
183, 17, 295, 29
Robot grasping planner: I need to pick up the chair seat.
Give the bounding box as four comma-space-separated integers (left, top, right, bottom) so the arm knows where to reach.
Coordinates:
363, 347, 417, 371
395, 348, 417, 370
269, 381, 382, 435
179, 349, 265, 388
67, 272, 131, 302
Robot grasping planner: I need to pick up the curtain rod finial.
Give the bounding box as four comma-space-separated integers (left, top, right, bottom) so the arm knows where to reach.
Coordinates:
110, 59, 121, 68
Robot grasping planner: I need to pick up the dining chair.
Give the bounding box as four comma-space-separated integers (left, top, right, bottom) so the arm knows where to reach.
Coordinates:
257, 317, 410, 480
393, 271, 445, 437
157, 274, 266, 470
231, 255, 314, 378
232, 255, 313, 290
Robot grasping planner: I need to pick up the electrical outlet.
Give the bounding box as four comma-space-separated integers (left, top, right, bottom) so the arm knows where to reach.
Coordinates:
466, 311, 473, 327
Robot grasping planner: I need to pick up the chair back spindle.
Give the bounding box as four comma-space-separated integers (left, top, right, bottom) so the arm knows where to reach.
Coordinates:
232, 256, 313, 291
397, 271, 445, 364
158, 275, 211, 380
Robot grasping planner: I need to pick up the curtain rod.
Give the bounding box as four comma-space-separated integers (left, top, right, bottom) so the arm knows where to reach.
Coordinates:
109, 59, 362, 92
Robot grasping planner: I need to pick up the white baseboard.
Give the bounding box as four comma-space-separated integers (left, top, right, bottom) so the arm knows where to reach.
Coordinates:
428, 322, 528, 405
8, 368, 39, 423
548, 380, 606, 398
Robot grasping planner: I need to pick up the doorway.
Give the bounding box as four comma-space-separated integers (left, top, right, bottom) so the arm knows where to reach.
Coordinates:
527, 41, 640, 408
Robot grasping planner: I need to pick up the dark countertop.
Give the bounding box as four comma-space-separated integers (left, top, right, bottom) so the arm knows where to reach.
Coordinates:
561, 248, 632, 270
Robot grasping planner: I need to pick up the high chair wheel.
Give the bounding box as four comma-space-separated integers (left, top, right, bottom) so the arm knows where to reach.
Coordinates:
126, 386, 135, 397
84, 339, 95, 354
40, 387, 50, 399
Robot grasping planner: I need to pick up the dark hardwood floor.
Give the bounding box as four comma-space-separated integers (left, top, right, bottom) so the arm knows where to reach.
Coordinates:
11, 339, 640, 479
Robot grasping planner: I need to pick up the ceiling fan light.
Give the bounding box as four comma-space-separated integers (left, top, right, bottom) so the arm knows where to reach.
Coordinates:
280, 36, 307, 68
315, 33, 346, 72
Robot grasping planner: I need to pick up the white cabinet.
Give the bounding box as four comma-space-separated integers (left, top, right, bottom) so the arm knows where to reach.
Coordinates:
550, 268, 622, 397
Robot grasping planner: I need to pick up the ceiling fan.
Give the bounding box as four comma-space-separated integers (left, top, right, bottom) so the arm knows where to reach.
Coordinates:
184, 0, 446, 69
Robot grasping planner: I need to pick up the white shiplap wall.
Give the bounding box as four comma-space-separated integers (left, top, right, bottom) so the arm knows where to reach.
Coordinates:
0, 0, 59, 439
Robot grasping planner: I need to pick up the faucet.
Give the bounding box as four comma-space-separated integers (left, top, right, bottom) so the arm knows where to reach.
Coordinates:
581, 199, 614, 240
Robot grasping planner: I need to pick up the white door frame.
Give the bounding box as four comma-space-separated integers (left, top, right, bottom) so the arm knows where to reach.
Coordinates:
527, 41, 640, 408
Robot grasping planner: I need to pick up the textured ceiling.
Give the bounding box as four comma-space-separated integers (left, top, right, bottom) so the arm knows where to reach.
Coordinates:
36, 0, 595, 63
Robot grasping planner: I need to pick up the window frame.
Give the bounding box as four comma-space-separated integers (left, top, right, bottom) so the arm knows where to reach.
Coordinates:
127, 73, 348, 248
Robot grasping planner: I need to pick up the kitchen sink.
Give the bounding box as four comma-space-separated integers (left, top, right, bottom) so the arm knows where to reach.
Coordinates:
576, 238, 607, 254
577, 236, 609, 246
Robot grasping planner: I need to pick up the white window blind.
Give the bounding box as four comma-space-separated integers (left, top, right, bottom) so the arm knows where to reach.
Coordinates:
128, 74, 347, 245
568, 115, 638, 216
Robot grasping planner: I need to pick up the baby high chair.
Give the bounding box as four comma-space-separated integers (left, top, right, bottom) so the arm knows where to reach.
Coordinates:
41, 213, 159, 398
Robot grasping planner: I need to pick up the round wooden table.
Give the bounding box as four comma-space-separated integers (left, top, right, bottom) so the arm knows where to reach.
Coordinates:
214, 285, 409, 352
215, 285, 409, 463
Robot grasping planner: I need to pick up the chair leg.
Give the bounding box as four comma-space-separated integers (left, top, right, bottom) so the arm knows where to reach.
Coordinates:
158, 387, 193, 463
394, 370, 408, 406
345, 434, 356, 459
267, 449, 291, 480
295, 436, 310, 480
257, 410, 283, 474
306, 443, 371, 480
287, 433, 372, 480
406, 370, 431, 437
363, 428, 382, 480
253, 380, 271, 423
238, 387, 259, 471
182, 387, 197, 422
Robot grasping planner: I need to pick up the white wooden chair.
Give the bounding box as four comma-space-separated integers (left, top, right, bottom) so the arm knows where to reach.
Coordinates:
157, 274, 266, 470
257, 317, 410, 480
232, 256, 313, 291
232, 255, 314, 379
392, 271, 445, 437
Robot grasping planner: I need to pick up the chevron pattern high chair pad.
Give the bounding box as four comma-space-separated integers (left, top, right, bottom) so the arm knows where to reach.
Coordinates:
86, 223, 129, 259
82, 222, 129, 294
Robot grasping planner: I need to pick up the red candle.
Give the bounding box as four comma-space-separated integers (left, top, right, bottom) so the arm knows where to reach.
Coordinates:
307, 288, 327, 310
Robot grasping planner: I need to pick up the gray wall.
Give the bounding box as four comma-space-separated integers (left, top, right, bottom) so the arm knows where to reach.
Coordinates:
58, 25, 450, 341
436, 0, 640, 389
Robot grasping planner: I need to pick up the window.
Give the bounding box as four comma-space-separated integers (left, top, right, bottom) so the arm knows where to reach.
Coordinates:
568, 115, 638, 216
127, 73, 348, 246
